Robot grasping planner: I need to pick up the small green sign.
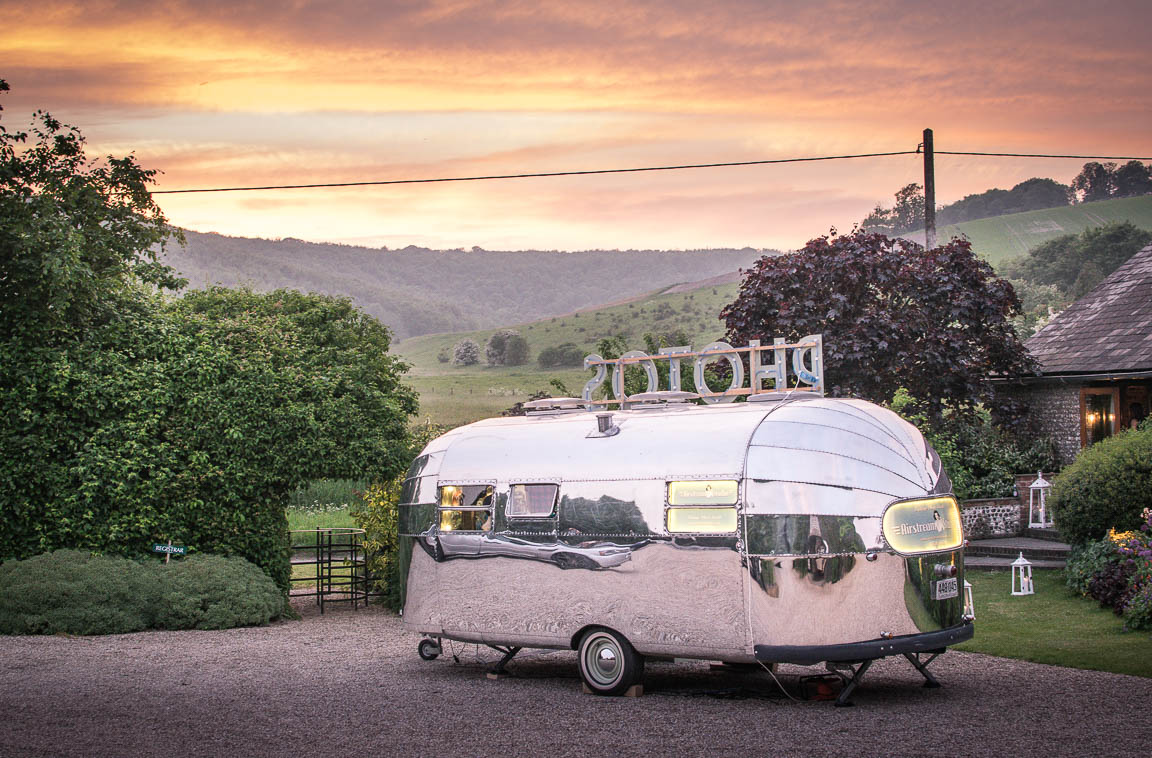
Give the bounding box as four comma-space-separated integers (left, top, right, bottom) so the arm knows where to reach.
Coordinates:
152, 543, 187, 555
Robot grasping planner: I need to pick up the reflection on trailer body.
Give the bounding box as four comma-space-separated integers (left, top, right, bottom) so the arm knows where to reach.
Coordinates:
398, 396, 972, 699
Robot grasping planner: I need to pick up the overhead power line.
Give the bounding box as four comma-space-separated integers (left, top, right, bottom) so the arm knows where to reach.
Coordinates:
935, 150, 1152, 160
150, 148, 1152, 195
151, 151, 917, 194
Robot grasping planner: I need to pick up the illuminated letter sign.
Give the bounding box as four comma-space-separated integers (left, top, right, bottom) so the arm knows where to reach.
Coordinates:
582, 335, 823, 407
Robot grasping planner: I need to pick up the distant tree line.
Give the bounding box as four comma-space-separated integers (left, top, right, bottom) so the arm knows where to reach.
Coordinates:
860, 161, 1152, 235
1002, 221, 1152, 337
1071, 161, 1152, 203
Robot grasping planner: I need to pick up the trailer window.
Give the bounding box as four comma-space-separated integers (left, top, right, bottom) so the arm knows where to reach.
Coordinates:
437, 485, 494, 532
508, 484, 558, 518
439, 509, 492, 532
439, 485, 494, 508
668, 480, 738, 505
667, 507, 739, 534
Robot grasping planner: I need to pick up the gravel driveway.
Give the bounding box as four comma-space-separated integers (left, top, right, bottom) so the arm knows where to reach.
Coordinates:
1, 600, 1147, 758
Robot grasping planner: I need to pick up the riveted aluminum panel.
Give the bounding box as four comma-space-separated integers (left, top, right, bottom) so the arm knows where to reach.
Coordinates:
749, 420, 928, 488
745, 480, 894, 516
432, 404, 772, 483
745, 446, 926, 499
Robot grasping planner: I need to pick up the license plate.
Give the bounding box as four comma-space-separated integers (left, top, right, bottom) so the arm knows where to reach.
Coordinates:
934, 577, 959, 600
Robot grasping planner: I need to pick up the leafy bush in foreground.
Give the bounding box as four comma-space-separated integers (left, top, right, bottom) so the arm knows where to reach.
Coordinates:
1052, 425, 1152, 545
889, 389, 1056, 500
1065, 510, 1152, 631
1, 89, 417, 590
0, 550, 282, 635
1065, 538, 1123, 596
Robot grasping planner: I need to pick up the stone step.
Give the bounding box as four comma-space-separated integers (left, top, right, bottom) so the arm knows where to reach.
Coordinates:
966, 537, 1071, 561
1025, 527, 1065, 542
966, 556, 1066, 571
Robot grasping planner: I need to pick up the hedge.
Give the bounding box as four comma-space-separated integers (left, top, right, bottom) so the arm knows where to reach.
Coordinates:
1053, 425, 1152, 545
0, 550, 283, 635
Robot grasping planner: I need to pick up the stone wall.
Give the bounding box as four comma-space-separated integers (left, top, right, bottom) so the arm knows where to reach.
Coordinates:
999, 382, 1082, 465
961, 498, 1022, 539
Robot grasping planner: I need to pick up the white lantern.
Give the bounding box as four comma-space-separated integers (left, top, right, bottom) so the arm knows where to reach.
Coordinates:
1011, 552, 1034, 596
1028, 471, 1053, 528
963, 580, 975, 620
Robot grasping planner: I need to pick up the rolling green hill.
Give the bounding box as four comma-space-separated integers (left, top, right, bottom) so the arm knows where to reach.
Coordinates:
905, 195, 1152, 266
163, 231, 765, 340
397, 280, 742, 427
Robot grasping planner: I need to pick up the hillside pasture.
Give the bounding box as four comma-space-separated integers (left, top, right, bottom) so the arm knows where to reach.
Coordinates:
398, 282, 741, 427
905, 195, 1152, 266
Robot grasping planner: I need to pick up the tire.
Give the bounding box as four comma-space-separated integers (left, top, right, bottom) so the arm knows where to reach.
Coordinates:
577, 628, 644, 695
418, 638, 441, 661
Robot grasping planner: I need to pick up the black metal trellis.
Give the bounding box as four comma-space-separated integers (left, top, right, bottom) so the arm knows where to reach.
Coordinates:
289, 528, 370, 613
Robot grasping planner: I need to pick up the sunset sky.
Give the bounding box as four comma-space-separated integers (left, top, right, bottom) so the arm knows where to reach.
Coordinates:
3, 0, 1150, 251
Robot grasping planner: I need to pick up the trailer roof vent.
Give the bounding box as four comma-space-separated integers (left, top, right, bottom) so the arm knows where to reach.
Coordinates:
523, 397, 586, 415
627, 391, 699, 407
747, 390, 820, 404
587, 412, 620, 438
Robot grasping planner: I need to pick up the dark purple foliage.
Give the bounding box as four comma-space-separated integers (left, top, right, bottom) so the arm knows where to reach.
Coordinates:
720, 230, 1037, 423
1087, 560, 1137, 614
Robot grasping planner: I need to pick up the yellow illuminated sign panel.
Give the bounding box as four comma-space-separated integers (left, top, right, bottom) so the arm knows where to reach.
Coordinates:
667, 507, 739, 534
668, 480, 739, 506
881, 496, 963, 555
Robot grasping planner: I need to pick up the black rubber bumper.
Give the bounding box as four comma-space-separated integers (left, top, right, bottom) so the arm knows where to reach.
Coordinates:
754, 623, 974, 665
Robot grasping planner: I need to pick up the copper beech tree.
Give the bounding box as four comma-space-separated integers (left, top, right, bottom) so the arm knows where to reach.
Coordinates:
721, 230, 1036, 424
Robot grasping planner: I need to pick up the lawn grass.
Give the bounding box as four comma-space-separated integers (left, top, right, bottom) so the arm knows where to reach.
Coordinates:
286, 506, 357, 532
286, 479, 363, 532
957, 569, 1152, 678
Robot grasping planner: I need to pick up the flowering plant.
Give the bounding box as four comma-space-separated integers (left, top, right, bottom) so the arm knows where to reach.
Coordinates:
1113, 508, 1152, 631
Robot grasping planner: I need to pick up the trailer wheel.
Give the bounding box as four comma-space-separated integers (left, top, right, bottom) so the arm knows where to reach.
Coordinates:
578, 629, 643, 695
418, 638, 441, 661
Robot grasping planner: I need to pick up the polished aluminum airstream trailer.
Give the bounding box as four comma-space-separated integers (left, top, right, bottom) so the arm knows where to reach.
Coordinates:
399, 341, 972, 705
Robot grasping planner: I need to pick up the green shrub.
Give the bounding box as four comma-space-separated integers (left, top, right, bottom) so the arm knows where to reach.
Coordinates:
352, 422, 443, 611
1065, 538, 1122, 595
0, 550, 282, 635
889, 389, 1056, 500
353, 479, 403, 611
1052, 426, 1152, 545
0, 550, 156, 635
154, 554, 283, 631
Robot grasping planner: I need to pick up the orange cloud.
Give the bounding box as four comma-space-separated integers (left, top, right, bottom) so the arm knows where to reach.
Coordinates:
2, 0, 1150, 251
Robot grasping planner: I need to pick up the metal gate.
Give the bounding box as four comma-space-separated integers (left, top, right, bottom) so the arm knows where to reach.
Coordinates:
289, 528, 369, 613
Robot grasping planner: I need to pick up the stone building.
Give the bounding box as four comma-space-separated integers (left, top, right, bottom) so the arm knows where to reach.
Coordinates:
997, 242, 1152, 466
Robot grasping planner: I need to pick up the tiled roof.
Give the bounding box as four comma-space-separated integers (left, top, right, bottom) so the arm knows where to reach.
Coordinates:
1025, 243, 1152, 374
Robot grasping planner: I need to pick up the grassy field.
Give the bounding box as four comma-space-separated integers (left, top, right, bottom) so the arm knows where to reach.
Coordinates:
957, 569, 1152, 678
397, 282, 740, 427
907, 195, 1152, 267
397, 195, 1152, 428
286, 479, 364, 532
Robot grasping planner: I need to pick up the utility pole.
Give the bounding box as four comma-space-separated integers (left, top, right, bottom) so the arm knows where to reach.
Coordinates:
923, 128, 936, 249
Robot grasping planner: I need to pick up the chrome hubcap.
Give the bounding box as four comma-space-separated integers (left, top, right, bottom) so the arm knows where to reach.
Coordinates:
585, 636, 622, 685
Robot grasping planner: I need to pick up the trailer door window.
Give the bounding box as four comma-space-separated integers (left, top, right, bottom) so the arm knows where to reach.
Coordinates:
508, 484, 559, 518
438, 485, 494, 532
667, 506, 739, 534
668, 480, 738, 505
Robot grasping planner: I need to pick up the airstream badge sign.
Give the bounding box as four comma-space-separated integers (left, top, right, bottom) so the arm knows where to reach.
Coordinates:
881, 496, 964, 556
582, 335, 824, 407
